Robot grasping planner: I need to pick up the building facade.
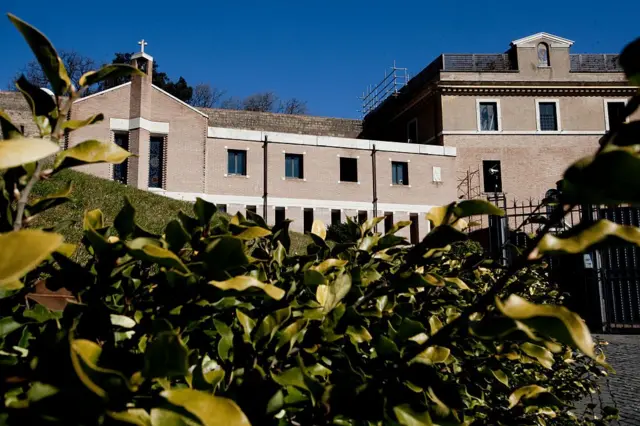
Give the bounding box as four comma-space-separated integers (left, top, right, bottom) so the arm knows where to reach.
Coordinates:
1, 33, 637, 240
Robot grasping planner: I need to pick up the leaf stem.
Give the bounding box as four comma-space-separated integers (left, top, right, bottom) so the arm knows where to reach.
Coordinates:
13, 161, 43, 231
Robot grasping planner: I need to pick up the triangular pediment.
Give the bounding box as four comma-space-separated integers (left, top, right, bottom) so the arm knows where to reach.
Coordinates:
511, 32, 574, 48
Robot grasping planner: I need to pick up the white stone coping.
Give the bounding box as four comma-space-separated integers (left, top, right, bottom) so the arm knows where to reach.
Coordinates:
207, 126, 456, 157
110, 117, 169, 134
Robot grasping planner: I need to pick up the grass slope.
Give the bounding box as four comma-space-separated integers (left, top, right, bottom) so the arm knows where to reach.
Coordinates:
31, 169, 310, 253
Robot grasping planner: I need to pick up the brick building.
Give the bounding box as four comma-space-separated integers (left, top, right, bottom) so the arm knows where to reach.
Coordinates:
0, 32, 637, 241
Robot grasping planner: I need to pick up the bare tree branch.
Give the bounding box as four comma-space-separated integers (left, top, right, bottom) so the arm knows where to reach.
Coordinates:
279, 98, 308, 115
243, 92, 279, 112
220, 97, 243, 110
190, 83, 225, 108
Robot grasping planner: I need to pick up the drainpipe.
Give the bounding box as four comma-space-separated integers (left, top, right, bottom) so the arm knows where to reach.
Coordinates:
263, 135, 268, 220
371, 144, 378, 231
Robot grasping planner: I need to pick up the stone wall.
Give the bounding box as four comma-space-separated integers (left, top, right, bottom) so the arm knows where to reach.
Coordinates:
200, 108, 363, 138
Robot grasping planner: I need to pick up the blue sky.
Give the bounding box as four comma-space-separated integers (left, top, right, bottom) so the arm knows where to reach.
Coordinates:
1, 0, 638, 118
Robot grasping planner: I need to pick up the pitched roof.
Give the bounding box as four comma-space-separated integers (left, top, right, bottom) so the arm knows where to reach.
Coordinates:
511, 32, 574, 47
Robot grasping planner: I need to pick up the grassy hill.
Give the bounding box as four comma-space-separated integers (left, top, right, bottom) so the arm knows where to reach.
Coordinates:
31, 169, 309, 253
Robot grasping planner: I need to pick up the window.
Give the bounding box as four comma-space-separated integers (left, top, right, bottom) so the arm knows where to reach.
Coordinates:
331, 209, 341, 225
20, 125, 25, 134
340, 157, 358, 182
113, 132, 129, 184
285, 154, 303, 179
606, 101, 626, 131
537, 43, 550, 67
384, 212, 393, 234
227, 149, 247, 175
216, 204, 227, 214
303, 208, 314, 232
149, 136, 164, 188
358, 210, 368, 224
482, 160, 502, 193
407, 118, 418, 143
246, 205, 257, 215
478, 101, 499, 131
537, 101, 559, 131
410, 214, 419, 245
275, 207, 285, 226
392, 161, 409, 185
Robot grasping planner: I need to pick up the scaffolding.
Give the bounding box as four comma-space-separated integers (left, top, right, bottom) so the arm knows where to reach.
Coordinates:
359, 61, 409, 117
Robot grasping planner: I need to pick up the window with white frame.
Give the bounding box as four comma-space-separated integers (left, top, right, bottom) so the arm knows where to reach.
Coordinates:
227, 149, 247, 175
537, 100, 560, 131
605, 100, 626, 131
477, 100, 500, 131
285, 153, 304, 179
392, 161, 409, 185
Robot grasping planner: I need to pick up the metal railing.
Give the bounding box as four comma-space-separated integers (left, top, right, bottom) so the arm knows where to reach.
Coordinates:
442, 54, 516, 72
570, 54, 622, 72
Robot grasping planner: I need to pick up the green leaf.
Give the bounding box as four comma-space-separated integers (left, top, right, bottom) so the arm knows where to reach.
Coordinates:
150, 408, 198, 426
160, 388, 251, 426
386, 220, 411, 235
235, 226, 272, 240
361, 216, 384, 234
84, 209, 105, 230
8, 14, 71, 95
70, 339, 131, 399
114, 197, 136, 238
28, 181, 72, 215
316, 271, 351, 313
312, 258, 348, 273
79, 64, 143, 87
143, 325, 189, 379
275, 319, 306, 352
126, 239, 189, 273
213, 319, 234, 361
346, 325, 372, 344
508, 385, 549, 409
491, 369, 509, 387
412, 346, 451, 365
272, 241, 286, 266
209, 275, 285, 300
453, 199, 504, 218
620, 37, 640, 86
520, 342, 554, 369
0, 317, 23, 337
426, 205, 451, 228
0, 138, 60, 169
193, 197, 217, 227
236, 309, 255, 343
311, 219, 327, 240
15, 75, 57, 134
376, 335, 400, 359
107, 409, 151, 426
61, 114, 104, 131
393, 404, 434, 426
532, 219, 640, 259
0, 110, 22, 139
204, 237, 249, 280
110, 314, 136, 328
0, 230, 63, 288
165, 219, 190, 253
497, 294, 595, 358
23, 304, 62, 322
54, 139, 131, 170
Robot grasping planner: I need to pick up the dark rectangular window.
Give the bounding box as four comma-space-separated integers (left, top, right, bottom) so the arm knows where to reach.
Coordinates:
275, 207, 285, 226
538, 102, 558, 131
331, 209, 341, 225
410, 214, 419, 245
392, 161, 409, 185
607, 102, 626, 130
339, 157, 358, 182
357, 210, 368, 224
149, 136, 164, 188
227, 149, 247, 175
479, 102, 498, 131
384, 212, 393, 234
303, 208, 314, 233
20, 125, 25, 134
216, 204, 227, 214
113, 132, 129, 184
407, 119, 418, 143
246, 205, 257, 215
482, 160, 502, 193
285, 154, 303, 179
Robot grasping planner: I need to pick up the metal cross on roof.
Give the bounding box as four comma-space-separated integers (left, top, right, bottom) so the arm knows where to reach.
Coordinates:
138, 39, 148, 53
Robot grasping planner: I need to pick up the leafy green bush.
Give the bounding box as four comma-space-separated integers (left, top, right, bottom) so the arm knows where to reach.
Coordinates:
326, 217, 360, 244
2, 13, 640, 426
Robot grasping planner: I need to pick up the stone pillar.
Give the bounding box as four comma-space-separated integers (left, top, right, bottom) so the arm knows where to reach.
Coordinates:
128, 52, 153, 189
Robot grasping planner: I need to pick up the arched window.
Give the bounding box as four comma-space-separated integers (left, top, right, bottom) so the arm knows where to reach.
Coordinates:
537, 42, 550, 67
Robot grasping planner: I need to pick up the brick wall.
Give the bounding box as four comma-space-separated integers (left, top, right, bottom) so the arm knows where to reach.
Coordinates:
200, 108, 363, 138
0, 91, 40, 138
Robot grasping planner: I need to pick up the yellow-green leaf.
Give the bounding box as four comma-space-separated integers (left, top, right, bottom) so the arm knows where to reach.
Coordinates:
161, 388, 251, 426
497, 294, 595, 359
453, 199, 504, 218
0, 230, 63, 287
235, 226, 271, 240
361, 216, 384, 234
312, 258, 348, 273
428, 315, 443, 336
492, 369, 509, 387
521, 342, 554, 369
346, 325, 372, 344
107, 409, 151, 426
150, 408, 198, 426
83, 209, 105, 230
0, 138, 59, 169
236, 309, 256, 343
54, 139, 131, 170
61, 114, 104, 131
70, 339, 131, 399
412, 345, 451, 365
443, 277, 470, 290
311, 219, 326, 240
0, 110, 22, 139
126, 240, 189, 273
508, 385, 548, 409
532, 219, 640, 260
79, 64, 143, 88
426, 204, 451, 227
393, 404, 434, 426
209, 276, 285, 300
316, 272, 351, 313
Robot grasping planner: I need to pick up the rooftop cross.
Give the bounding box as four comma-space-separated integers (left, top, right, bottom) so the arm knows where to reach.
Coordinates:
138, 39, 148, 53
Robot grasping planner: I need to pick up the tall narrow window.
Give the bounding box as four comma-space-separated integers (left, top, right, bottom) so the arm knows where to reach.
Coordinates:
149, 136, 164, 188
303, 208, 314, 232
227, 149, 247, 175
331, 209, 341, 225
246, 205, 257, 215
340, 157, 358, 182
482, 160, 502, 193
392, 161, 409, 185
538, 102, 558, 131
358, 210, 368, 224
384, 212, 394, 234
479, 101, 499, 131
606, 101, 626, 131
275, 207, 285, 226
20, 125, 25, 134
407, 118, 418, 143
410, 213, 419, 245
537, 43, 550, 67
113, 132, 129, 184
285, 154, 304, 179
